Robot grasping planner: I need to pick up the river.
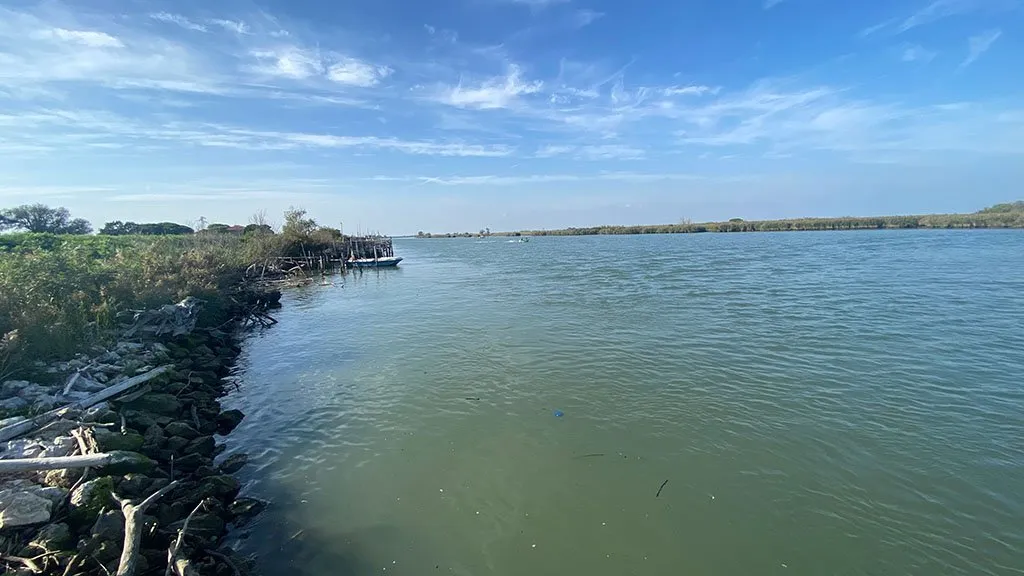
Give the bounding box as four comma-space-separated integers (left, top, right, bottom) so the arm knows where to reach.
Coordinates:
222, 230, 1024, 576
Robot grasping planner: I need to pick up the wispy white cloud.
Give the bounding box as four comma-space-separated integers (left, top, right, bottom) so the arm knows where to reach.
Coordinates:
150, 12, 207, 32
249, 46, 323, 79
572, 9, 605, 28
248, 45, 391, 87
369, 172, 706, 186
763, 0, 785, 9
663, 85, 720, 97
498, 0, 572, 7
960, 29, 1002, 68
432, 65, 543, 109
899, 0, 974, 32
0, 5, 222, 93
327, 58, 393, 87
901, 44, 937, 62
864, 0, 1018, 36
33, 28, 124, 48
209, 19, 250, 35
0, 107, 513, 157
535, 144, 576, 157
534, 144, 644, 160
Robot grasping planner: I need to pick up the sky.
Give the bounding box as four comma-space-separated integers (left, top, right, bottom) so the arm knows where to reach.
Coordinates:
0, 0, 1021, 234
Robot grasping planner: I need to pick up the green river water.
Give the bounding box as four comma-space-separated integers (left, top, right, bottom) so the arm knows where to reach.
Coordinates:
223, 231, 1024, 576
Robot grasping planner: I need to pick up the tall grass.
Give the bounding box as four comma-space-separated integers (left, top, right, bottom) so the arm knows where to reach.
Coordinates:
0, 233, 286, 373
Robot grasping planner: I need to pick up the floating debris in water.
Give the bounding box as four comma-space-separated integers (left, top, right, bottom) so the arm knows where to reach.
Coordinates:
656, 479, 669, 498
553, 410, 564, 417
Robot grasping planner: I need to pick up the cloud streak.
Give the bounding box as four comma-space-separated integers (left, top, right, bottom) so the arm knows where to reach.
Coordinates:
432, 65, 543, 109
960, 29, 1002, 68
150, 13, 208, 32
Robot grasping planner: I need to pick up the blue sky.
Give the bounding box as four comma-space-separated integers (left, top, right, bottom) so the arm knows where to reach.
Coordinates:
0, 0, 1021, 234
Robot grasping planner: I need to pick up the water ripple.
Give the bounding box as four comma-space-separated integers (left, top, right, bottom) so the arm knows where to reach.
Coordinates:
224, 230, 1024, 576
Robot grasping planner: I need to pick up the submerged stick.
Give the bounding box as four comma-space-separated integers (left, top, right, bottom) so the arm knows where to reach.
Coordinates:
572, 453, 606, 459
656, 479, 669, 498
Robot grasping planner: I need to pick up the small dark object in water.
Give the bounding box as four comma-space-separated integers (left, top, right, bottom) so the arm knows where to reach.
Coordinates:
464, 397, 481, 401
553, 410, 564, 417
573, 453, 606, 459
656, 479, 669, 498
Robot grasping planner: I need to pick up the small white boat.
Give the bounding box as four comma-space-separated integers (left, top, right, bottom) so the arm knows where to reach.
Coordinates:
348, 256, 403, 268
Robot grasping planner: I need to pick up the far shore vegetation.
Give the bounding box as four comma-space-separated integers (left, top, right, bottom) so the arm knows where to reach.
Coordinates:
415, 201, 1024, 238
0, 205, 345, 377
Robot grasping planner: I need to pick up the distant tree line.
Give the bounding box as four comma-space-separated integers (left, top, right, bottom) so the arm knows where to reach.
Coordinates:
515, 202, 1024, 236
100, 221, 194, 235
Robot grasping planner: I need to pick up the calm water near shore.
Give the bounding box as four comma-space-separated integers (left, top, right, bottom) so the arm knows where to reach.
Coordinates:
223, 231, 1024, 576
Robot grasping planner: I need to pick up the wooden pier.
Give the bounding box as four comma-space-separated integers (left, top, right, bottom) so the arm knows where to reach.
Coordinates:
246, 235, 397, 281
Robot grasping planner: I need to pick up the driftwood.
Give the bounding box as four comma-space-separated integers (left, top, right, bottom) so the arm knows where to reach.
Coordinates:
114, 481, 179, 576
0, 365, 172, 442
165, 500, 207, 576
0, 451, 151, 474
2, 554, 42, 573
122, 298, 203, 338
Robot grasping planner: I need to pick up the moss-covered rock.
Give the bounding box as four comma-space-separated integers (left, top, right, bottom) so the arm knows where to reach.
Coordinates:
69, 476, 115, 525
93, 428, 145, 452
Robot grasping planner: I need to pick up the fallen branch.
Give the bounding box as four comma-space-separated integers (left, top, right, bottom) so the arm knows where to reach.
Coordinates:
0, 451, 151, 474
2, 554, 42, 573
165, 500, 208, 576
62, 372, 81, 397
0, 365, 172, 442
114, 481, 180, 576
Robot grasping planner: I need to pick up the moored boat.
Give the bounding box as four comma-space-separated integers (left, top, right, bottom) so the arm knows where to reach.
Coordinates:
348, 256, 403, 268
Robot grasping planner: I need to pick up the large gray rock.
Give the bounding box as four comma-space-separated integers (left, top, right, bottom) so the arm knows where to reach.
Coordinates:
219, 452, 248, 474
1, 380, 32, 397
32, 522, 72, 549
0, 490, 52, 528
116, 474, 153, 498
0, 481, 66, 528
120, 394, 182, 417
70, 477, 115, 523
166, 436, 190, 453
186, 436, 216, 456
216, 410, 245, 435
2, 438, 45, 460
197, 475, 240, 501
0, 396, 29, 411
16, 383, 50, 400
163, 421, 199, 440
91, 509, 125, 542
93, 428, 145, 452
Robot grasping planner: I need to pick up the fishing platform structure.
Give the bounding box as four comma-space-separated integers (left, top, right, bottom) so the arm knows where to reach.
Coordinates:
247, 235, 396, 280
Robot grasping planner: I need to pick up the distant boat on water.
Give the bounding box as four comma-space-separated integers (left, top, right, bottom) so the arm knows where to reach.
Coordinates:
348, 256, 403, 268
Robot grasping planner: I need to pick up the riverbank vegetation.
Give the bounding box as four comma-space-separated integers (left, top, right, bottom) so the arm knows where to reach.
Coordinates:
0, 206, 342, 375
510, 201, 1024, 237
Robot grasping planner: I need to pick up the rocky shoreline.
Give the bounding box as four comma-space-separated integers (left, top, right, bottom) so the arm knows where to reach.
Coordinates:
0, 295, 277, 575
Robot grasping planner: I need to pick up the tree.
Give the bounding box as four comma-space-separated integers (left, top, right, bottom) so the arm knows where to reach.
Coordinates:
205, 223, 231, 234
243, 224, 274, 236
0, 204, 93, 234
281, 208, 318, 241
100, 221, 194, 235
